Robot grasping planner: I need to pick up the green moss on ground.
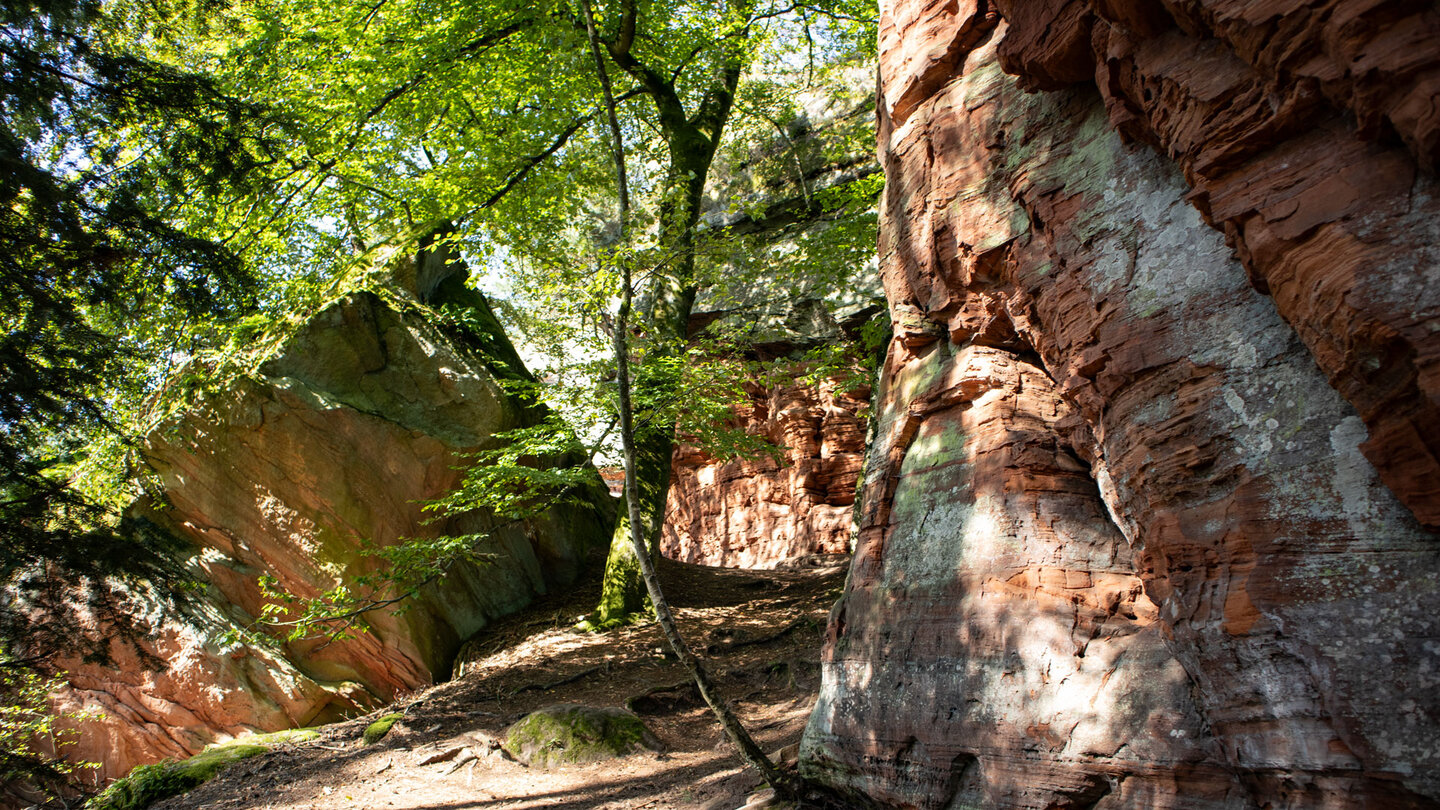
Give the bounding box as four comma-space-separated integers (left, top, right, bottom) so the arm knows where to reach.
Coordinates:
503, 704, 661, 767
244, 728, 320, 746
85, 729, 321, 810
362, 712, 405, 745
86, 744, 263, 810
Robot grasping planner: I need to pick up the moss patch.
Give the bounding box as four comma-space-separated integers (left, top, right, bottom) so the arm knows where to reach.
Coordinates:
243, 728, 320, 746
362, 712, 405, 745
85, 729, 322, 810
503, 704, 661, 767
86, 743, 267, 810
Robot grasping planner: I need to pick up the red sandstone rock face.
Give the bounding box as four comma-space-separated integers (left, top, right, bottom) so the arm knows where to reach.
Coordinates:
806, 344, 1246, 808
1002, 0, 1440, 527
49, 598, 373, 786
662, 379, 868, 568
803, 6, 1440, 809
48, 290, 610, 782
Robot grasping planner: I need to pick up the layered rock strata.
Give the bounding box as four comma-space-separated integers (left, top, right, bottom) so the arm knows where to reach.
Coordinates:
50, 252, 611, 781
996, 0, 1440, 528
47, 586, 372, 784
666, 63, 884, 569
804, 5, 1440, 809
662, 378, 868, 568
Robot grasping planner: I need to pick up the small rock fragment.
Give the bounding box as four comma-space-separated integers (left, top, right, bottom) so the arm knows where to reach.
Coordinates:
444, 749, 479, 773
739, 788, 778, 810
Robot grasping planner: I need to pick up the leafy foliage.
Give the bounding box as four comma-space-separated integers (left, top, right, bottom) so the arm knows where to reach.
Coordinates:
0, 0, 288, 666
0, 2, 305, 796
0, 663, 99, 798
132, 0, 879, 628
0, 0, 882, 797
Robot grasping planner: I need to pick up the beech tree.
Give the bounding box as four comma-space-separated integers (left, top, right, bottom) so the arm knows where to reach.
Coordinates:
574, 0, 803, 793
144, 0, 876, 627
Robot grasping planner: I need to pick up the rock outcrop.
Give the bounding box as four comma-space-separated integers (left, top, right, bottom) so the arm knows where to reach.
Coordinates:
662, 378, 868, 568
803, 5, 1440, 809
661, 64, 883, 569
49, 247, 612, 782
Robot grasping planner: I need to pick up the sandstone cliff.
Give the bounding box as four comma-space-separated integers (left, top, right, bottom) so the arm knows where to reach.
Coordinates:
803, 4, 1440, 808
663, 377, 869, 569
661, 63, 883, 569
48, 246, 612, 782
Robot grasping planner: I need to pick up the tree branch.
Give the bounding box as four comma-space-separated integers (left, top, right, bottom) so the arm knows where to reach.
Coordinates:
459, 87, 642, 217
349, 18, 531, 143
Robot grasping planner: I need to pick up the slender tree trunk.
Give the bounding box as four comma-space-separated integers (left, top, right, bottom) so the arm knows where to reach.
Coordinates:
580, 0, 744, 631
575, 2, 800, 799
610, 286, 802, 800
586, 151, 704, 627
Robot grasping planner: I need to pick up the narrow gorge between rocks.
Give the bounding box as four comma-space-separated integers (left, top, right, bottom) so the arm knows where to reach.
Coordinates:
9, 3, 1440, 810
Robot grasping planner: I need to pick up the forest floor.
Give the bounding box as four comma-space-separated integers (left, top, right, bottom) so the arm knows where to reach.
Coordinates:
154, 555, 848, 810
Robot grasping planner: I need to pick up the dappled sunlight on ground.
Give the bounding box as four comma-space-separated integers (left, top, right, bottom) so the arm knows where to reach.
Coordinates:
151, 557, 846, 810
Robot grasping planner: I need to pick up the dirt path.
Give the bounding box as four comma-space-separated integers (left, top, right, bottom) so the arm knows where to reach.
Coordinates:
155, 558, 847, 810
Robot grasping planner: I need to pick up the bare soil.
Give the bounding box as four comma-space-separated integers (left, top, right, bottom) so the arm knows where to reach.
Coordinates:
154, 557, 848, 810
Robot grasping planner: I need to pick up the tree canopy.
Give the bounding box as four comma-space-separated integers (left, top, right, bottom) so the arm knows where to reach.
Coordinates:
1, 0, 878, 792
131, 0, 878, 625
0, 0, 290, 791
0, 0, 278, 656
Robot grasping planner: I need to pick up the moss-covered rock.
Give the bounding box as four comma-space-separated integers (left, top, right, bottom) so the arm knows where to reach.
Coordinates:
85, 729, 321, 810
502, 704, 661, 767
362, 712, 405, 745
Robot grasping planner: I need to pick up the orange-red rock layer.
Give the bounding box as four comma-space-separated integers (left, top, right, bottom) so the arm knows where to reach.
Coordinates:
997, 0, 1440, 527
662, 379, 867, 568
804, 5, 1440, 808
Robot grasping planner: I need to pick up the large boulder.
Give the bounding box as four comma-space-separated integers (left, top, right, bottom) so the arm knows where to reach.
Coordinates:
803, 5, 1440, 809
50, 271, 612, 781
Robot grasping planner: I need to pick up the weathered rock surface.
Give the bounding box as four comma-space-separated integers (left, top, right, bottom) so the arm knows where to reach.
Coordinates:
502, 704, 662, 768
51, 263, 612, 781
804, 5, 1440, 809
664, 64, 884, 570
47, 589, 370, 786
662, 378, 868, 568
999, 0, 1440, 529
806, 345, 1246, 808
